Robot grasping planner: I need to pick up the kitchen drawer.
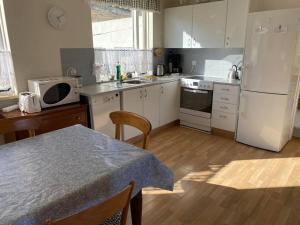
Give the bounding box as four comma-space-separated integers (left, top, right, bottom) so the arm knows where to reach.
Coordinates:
213, 92, 239, 105
214, 84, 240, 96
212, 101, 238, 114
212, 111, 237, 132
180, 112, 211, 127
38, 112, 87, 134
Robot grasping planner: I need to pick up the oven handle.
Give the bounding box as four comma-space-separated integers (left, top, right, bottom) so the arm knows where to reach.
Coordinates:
184, 89, 209, 94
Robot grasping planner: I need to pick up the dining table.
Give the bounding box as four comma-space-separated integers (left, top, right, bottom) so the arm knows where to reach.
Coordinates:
0, 125, 174, 225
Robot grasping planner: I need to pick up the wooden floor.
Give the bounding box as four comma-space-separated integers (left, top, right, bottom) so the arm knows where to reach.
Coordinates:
132, 125, 300, 225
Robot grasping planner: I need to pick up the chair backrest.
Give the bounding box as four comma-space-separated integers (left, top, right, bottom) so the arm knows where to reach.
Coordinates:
0, 118, 40, 138
45, 181, 135, 225
110, 111, 152, 149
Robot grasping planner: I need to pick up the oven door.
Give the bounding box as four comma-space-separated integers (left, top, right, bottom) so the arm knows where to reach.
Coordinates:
180, 87, 213, 118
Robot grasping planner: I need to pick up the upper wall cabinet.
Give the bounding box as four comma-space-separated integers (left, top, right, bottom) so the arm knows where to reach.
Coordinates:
164, 5, 193, 48
164, 0, 250, 48
192, 1, 227, 48
225, 0, 250, 48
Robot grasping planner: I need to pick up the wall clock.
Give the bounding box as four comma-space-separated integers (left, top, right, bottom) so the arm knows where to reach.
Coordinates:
48, 6, 66, 30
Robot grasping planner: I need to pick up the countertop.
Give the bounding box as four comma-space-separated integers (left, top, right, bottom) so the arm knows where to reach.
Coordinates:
80, 74, 241, 97
80, 75, 181, 97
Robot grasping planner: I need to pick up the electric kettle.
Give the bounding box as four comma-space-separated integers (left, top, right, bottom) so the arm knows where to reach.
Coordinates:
228, 65, 239, 80
157, 64, 165, 76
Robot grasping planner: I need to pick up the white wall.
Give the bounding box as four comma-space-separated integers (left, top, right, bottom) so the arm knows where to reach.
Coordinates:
263, 0, 300, 10
3, 0, 93, 92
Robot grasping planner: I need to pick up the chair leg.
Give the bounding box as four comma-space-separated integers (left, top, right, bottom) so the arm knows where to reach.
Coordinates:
28, 129, 36, 137
130, 191, 143, 225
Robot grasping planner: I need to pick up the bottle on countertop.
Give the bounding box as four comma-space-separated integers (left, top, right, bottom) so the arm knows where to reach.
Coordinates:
116, 62, 121, 82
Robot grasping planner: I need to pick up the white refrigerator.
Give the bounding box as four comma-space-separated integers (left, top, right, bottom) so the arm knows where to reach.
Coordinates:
237, 9, 300, 152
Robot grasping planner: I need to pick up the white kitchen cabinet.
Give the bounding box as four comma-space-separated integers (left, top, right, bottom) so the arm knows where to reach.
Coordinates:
159, 81, 180, 126
123, 86, 160, 140
212, 84, 240, 132
90, 92, 120, 138
192, 1, 227, 48
144, 85, 160, 129
122, 88, 145, 140
164, 5, 193, 48
225, 0, 250, 48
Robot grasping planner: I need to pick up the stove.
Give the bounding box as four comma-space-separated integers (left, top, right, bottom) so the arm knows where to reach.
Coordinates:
181, 75, 214, 90
180, 75, 215, 132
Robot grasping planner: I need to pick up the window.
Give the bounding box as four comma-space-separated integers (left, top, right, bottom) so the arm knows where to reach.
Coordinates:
91, 5, 154, 82
0, 0, 16, 97
91, 5, 153, 49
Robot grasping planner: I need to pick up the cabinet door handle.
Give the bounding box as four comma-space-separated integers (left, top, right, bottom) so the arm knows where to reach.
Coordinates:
221, 88, 230, 92
144, 89, 148, 98
140, 90, 143, 99
219, 115, 227, 119
161, 86, 164, 94
220, 106, 228, 110
221, 97, 229, 101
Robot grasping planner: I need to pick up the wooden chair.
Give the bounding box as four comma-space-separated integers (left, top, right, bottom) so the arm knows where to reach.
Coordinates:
45, 181, 135, 225
0, 118, 40, 138
110, 111, 152, 149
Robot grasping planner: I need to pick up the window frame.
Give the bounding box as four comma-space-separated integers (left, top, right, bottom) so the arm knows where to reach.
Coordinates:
92, 8, 153, 50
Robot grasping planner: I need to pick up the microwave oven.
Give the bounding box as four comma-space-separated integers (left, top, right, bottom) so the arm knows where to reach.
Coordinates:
28, 77, 80, 109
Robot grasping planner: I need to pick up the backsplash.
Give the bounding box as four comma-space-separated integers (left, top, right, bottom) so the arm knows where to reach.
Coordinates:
60, 48, 244, 86
60, 48, 96, 86
61, 48, 153, 84
163, 48, 244, 78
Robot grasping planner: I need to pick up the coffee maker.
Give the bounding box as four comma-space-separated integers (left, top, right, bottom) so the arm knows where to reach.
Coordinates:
167, 54, 182, 74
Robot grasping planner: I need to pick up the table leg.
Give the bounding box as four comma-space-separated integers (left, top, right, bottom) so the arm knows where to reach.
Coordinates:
130, 191, 142, 225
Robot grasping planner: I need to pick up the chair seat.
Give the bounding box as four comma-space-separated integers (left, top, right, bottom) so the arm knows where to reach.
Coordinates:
101, 212, 121, 225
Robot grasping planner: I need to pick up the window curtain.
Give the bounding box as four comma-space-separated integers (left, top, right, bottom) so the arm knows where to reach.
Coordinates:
89, 0, 160, 13
0, 50, 15, 95
94, 49, 153, 82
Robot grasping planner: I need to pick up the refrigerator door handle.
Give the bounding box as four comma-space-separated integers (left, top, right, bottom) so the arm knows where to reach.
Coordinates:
242, 63, 250, 89
240, 94, 248, 118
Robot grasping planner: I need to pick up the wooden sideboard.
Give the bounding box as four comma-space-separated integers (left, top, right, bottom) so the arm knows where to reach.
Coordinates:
0, 103, 88, 143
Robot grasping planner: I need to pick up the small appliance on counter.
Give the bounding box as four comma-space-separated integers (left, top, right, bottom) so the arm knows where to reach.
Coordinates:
167, 53, 182, 74
19, 92, 41, 113
156, 64, 165, 76
228, 65, 239, 80
28, 77, 80, 109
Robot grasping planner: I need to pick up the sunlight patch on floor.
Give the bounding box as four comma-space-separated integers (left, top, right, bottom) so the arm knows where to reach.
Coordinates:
143, 157, 300, 195
208, 158, 300, 189
143, 165, 223, 195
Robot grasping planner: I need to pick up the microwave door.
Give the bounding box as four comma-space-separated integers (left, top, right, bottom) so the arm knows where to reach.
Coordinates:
43, 83, 71, 105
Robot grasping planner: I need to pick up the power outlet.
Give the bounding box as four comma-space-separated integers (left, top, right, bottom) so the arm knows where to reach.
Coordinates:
192, 60, 197, 66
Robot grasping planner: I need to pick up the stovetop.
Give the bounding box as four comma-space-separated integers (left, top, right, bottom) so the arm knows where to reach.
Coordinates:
181, 75, 214, 90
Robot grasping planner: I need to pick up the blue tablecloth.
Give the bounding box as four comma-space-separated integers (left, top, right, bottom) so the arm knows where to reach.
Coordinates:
0, 125, 173, 225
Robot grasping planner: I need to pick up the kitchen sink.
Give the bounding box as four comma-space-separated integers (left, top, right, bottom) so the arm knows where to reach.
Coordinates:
123, 80, 147, 85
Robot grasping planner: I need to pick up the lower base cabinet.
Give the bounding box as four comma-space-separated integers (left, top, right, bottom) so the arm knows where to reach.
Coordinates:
90, 92, 120, 138
122, 85, 160, 140
159, 81, 180, 125
212, 84, 240, 133
122, 81, 180, 140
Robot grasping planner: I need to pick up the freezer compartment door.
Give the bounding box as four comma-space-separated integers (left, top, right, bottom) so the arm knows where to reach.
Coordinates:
237, 91, 289, 152
242, 10, 300, 94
